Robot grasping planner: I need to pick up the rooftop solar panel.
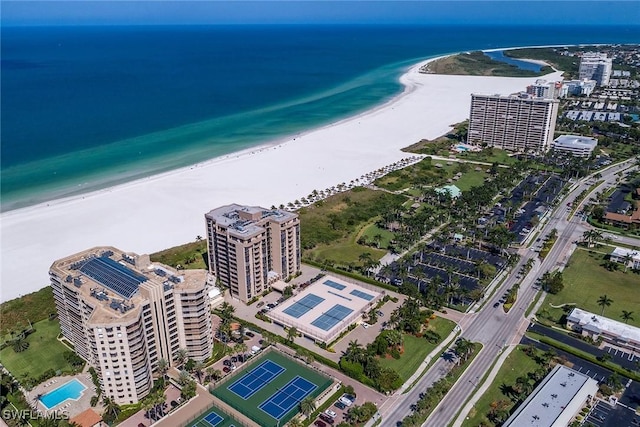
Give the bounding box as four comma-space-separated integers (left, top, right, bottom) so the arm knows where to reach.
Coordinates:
324, 280, 346, 291
282, 294, 325, 318
350, 289, 375, 301
79, 256, 147, 299
311, 304, 354, 331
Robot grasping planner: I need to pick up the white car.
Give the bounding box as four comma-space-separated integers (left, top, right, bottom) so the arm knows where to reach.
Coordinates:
362, 323, 370, 329
324, 409, 337, 418
339, 396, 353, 407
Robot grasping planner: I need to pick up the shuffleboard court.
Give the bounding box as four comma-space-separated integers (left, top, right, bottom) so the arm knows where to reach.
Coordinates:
259, 376, 317, 420
228, 360, 285, 400
212, 351, 333, 427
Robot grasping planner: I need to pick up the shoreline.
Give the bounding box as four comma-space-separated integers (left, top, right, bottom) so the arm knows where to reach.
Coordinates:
0, 49, 565, 303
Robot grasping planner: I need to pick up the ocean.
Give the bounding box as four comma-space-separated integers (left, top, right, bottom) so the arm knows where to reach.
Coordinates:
2, 24, 638, 210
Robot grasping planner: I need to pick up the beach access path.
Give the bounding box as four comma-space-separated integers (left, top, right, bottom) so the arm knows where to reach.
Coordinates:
0, 57, 563, 302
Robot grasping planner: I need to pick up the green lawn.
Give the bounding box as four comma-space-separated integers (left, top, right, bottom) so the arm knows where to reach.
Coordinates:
0, 319, 74, 379
541, 248, 640, 328
150, 240, 208, 270
312, 241, 387, 265
0, 287, 56, 335
378, 317, 456, 381
455, 170, 488, 192
457, 148, 518, 166
462, 346, 541, 427
361, 223, 395, 249
212, 351, 332, 427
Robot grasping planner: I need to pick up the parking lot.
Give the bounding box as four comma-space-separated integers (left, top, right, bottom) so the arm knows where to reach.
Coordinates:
311, 392, 358, 426
583, 398, 640, 427
605, 345, 640, 364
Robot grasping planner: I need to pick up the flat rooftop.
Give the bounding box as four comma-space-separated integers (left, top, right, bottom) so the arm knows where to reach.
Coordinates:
552, 135, 598, 149
205, 204, 297, 238
504, 365, 598, 427
567, 307, 640, 345
267, 275, 382, 343
51, 246, 206, 324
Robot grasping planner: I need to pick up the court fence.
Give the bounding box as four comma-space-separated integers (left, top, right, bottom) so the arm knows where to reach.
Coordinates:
179, 393, 257, 427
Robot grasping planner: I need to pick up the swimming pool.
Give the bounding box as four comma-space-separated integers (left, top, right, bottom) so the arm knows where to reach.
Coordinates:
39, 379, 87, 409
456, 145, 470, 151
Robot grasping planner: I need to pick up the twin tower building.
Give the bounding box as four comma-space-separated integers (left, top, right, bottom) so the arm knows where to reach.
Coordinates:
50, 204, 300, 404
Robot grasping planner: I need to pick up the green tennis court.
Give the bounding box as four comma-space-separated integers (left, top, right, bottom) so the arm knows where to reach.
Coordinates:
188, 406, 241, 427
211, 351, 333, 427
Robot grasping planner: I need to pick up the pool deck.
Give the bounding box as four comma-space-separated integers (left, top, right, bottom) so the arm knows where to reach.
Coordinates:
28, 373, 97, 419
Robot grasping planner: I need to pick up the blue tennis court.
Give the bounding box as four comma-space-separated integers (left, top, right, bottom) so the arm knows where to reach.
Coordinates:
282, 294, 325, 318
228, 360, 285, 400
259, 376, 317, 420
203, 411, 223, 426
350, 289, 375, 301
324, 279, 346, 291
311, 304, 354, 331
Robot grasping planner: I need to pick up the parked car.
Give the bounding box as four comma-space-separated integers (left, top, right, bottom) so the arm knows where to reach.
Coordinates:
493, 302, 500, 308
376, 310, 384, 317
314, 421, 326, 427
362, 323, 370, 329
339, 395, 353, 406
246, 331, 255, 338
222, 367, 230, 373
223, 359, 231, 366
334, 401, 346, 410
256, 301, 265, 308
324, 409, 337, 418
319, 414, 334, 424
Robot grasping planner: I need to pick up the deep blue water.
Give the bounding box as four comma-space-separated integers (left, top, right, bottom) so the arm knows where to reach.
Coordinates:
484, 50, 543, 72
2, 24, 639, 210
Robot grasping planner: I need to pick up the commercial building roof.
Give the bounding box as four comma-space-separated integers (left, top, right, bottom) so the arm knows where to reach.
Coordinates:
503, 365, 598, 427
552, 135, 598, 151
567, 307, 640, 346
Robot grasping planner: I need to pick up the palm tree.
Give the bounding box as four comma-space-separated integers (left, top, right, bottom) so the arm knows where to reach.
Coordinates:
621, 310, 634, 324
453, 338, 473, 364
12, 336, 29, 353
218, 302, 235, 323
234, 342, 248, 360
178, 370, 191, 386
597, 294, 614, 316
157, 358, 169, 378
102, 396, 121, 423
192, 360, 205, 383
623, 253, 633, 272
206, 367, 221, 384
299, 396, 316, 417
345, 340, 364, 363
286, 327, 298, 343
174, 348, 189, 366
288, 418, 304, 427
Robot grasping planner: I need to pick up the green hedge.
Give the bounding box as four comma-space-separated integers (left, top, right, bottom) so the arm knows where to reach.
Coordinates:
302, 260, 397, 292
303, 386, 346, 427
531, 334, 640, 382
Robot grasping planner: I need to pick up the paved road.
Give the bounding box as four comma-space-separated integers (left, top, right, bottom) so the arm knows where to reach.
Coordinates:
378, 159, 638, 427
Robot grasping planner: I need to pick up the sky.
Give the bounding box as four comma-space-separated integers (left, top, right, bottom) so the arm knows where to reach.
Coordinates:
2, 0, 639, 26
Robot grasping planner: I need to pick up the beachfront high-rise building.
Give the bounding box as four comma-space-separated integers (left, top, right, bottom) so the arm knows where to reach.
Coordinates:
50, 247, 213, 405
579, 52, 612, 86
526, 79, 562, 99
468, 93, 559, 153
205, 204, 301, 303
559, 79, 597, 97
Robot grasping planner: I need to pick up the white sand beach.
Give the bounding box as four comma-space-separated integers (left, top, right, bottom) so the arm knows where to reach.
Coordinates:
0, 57, 563, 302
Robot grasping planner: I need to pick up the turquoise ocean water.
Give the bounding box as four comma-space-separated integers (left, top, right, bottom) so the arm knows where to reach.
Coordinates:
2, 25, 638, 210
